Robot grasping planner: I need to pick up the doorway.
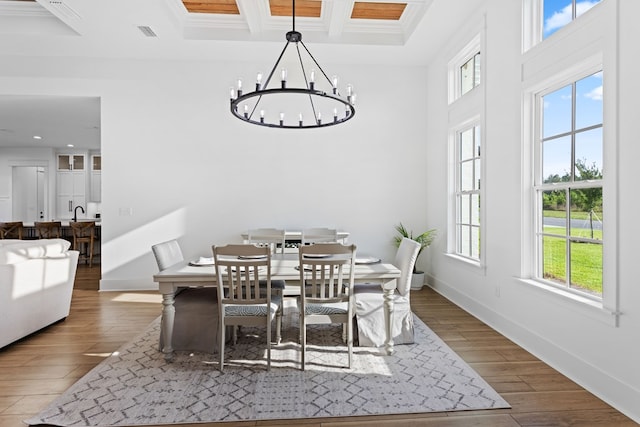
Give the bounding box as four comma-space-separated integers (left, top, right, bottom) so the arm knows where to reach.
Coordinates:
12, 166, 47, 222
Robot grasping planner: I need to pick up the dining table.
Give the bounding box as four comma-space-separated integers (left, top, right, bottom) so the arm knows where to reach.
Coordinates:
153, 252, 401, 361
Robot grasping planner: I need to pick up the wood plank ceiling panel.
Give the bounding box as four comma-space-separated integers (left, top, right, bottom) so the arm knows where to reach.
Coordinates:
182, 0, 240, 14
269, 0, 322, 18
351, 2, 407, 20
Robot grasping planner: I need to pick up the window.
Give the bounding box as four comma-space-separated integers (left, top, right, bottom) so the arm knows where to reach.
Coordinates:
448, 34, 481, 103
543, 0, 602, 39
460, 52, 481, 96
535, 70, 603, 298
455, 125, 481, 260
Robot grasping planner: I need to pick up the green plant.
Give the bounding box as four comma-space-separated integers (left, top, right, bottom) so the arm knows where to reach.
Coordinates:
394, 223, 437, 273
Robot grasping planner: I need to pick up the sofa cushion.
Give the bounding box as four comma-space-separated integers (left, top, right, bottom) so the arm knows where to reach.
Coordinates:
0, 239, 23, 248
0, 239, 71, 264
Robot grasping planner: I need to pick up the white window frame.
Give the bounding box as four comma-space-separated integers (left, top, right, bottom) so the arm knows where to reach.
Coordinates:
454, 123, 482, 262
521, 48, 619, 325
447, 116, 485, 270
522, 0, 604, 52
533, 69, 604, 300
448, 34, 481, 104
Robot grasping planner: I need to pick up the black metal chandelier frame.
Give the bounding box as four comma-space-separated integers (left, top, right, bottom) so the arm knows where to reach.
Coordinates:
229, 0, 356, 129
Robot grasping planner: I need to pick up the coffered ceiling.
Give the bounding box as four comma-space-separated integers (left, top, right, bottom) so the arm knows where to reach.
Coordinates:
0, 0, 483, 149
0, 0, 432, 46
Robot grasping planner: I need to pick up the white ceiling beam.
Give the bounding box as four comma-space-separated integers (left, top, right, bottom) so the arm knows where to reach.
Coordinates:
236, 0, 267, 34
35, 0, 84, 35
326, 0, 354, 38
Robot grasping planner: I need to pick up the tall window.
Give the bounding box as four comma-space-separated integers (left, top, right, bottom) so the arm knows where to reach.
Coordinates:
543, 0, 602, 39
536, 70, 603, 298
456, 125, 481, 260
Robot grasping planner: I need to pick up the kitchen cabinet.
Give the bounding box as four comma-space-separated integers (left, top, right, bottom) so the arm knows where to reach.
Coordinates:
90, 155, 101, 202
56, 154, 86, 219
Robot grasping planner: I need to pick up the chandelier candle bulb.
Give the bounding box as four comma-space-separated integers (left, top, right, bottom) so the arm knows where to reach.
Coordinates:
229, 87, 235, 101
237, 79, 243, 97
332, 75, 338, 94
260, 110, 265, 123
317, 112, 322, 125
299, 113, 303, 127
256, 72, 263, 91
309, 70, 315, 90
279, 112, 284, 126
244, 105, 249, 119
281, 69, 287, 89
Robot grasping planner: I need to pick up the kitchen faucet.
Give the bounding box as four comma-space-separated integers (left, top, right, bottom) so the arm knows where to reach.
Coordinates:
73, 205, 85, 222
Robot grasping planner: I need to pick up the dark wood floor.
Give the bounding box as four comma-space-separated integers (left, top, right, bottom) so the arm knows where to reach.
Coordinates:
0, 264, 636, 427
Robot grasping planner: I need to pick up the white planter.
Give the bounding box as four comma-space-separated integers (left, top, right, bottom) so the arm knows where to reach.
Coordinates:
410, 272, 425, 290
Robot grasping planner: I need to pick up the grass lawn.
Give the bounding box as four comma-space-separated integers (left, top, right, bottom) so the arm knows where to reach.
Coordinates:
542, 226, 602, 295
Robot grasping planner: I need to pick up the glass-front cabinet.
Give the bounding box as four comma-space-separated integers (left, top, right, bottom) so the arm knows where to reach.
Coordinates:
90, 155, 101, 202
57, 154, 85, 171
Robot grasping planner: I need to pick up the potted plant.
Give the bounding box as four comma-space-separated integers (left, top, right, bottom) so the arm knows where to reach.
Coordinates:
394, 222, 437, 290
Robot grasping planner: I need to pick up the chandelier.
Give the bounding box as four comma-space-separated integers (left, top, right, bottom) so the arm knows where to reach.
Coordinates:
229, 0, 356, 129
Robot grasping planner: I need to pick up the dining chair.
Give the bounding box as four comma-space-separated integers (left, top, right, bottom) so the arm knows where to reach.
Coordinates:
34, 221, 62, 239
0, 221, 24, 239
152, 239, 219, 354
298, 242, 356, 370
213, 243, 282, 371
354, 237, 420, 347
69, 221, 96, 266
301, 227, 338, 246
247, 228, 286, 254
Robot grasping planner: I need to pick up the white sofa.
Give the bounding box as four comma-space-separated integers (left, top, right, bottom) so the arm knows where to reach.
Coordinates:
0, 238, 79, 349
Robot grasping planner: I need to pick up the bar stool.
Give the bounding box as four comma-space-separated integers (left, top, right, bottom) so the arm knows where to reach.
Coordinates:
34, 221, 62, 239
70, 221, 95, 266
0, 221, 24, 239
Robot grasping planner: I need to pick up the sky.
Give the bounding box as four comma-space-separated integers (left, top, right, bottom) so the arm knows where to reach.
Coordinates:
541, 1, 603, 181
543, 0, 602, 38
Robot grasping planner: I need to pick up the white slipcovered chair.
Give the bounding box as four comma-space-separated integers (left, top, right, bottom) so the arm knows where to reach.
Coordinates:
152, 239, 219, 354
354, 237, 420, 347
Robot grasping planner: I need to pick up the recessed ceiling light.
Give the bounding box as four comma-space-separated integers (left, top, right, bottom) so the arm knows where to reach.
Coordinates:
33, 135, 42, 140
67, 144, 74, 147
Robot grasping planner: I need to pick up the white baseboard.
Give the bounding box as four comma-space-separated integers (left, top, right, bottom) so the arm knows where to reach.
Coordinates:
427, 274, 640, 424
99, 278, 157, 292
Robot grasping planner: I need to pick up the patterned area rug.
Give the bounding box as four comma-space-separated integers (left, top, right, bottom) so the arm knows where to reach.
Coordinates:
27, 309, 509, 426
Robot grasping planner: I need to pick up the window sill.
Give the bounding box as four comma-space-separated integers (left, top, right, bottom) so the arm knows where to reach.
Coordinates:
514, 278, 620, 327
444, 253, 486, 275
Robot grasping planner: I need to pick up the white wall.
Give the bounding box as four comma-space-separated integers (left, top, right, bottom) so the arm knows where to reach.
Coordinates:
424, 0, 639, 422
0, 55, 430, 288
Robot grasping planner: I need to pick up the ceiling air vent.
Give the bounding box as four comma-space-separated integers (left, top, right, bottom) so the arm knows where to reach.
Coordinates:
137, 26, 158, 37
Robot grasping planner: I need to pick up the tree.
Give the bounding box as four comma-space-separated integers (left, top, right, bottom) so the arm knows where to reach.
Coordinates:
573, 159, 603, 239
